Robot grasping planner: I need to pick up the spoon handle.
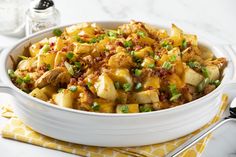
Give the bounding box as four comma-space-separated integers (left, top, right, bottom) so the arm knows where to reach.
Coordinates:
166, 117, 232, 157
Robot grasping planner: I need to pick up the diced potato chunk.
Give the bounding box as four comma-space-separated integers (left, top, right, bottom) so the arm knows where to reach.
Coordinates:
29, 43, 41, 57
37, 53, 56, 69
158, 54, 169, 66
110, 68, 133, 86
184, 34, 198, 46
116, 104, 139, 113
174, 61, 185, 76
30, 88, 48, 101
131, 90, 159, 104
53, 90, 73, 108
170, 24, 184, 47
65, 23, 89, 36
40, 85, 57, 98
74, 43, 93, 55
93, 99, 115, 113
168, 47, 181, 61
144, 76, 160, 89
168, 73, 185, 88
94, 73, 117, 101
141, 57, 155, 68
206, 65, 220, 81
54, 51, 66, 67
183, 68, 204, 86
134, 46, 153, 58
108, 52, 133, 68
139, 36, 155, 45
54, 37, 65, 51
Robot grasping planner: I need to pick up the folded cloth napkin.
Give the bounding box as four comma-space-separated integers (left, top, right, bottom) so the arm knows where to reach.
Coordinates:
0, 95, 228, 157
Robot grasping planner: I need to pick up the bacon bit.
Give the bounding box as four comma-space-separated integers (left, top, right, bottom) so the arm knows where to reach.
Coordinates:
69, 78, 77, 85
155, 67, 172, 78
28, 67, 34, 72
95, 57, 102, 62
134, 45, 142, 51
62, 47, 68, 52
159, 92, 168, 101
146, 86, 154, 90
50, 42, 55, 47
115, 41, 124, 47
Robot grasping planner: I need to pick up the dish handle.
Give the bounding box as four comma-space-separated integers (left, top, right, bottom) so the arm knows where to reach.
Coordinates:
0, 48, 14, 95
0, 83, 14, 94
214, 45, 236, 81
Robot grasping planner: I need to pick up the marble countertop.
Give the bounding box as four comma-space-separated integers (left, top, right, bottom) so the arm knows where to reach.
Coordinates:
0, 0, 236, 156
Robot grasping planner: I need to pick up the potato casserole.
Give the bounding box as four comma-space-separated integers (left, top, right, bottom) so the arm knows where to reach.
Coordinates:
8, 21, 227, 113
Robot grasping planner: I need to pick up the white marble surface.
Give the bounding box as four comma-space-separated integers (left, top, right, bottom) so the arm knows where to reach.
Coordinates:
0, 0, 236, 156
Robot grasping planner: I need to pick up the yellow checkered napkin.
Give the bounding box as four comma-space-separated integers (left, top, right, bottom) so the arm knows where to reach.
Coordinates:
0, 95, 228, 157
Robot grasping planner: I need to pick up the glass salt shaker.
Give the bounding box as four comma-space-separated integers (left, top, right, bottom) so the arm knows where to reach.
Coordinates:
25, 0, 60, 36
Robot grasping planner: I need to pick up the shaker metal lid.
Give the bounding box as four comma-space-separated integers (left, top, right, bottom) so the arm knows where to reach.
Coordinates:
32, 0, 54, 10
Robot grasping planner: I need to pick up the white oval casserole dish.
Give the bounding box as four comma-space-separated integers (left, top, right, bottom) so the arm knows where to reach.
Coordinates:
1, 21, 236, 147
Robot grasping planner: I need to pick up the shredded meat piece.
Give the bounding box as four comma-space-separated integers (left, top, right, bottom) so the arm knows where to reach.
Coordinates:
35, 67, 71, 88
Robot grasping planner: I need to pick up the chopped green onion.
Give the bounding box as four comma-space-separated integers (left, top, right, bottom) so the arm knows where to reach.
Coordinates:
169, 55, 177, 62
197, 78, 210, 92
87, 82, 92, 88
140, 105, 152, 112
161, 41, 172, 50
74, 62, 81, 69
89, 34, 105, 43
123, 83, 132, 92
162, 61, 172, 70
120, 105, 129, 113
154, 55, 160, 61
135, 82, 142, 91
66, 52, 74, 60
64, 61, 74, 75
130, 51, 135, 56
107, 31, 117, 38
212, 80, 221, 87
134, 69, 142, 76
46, 64, 51, 71
137, 31, 146, 37
19, 55, 28, 60
53, 28, 62, 37
97, 34, 105, 40
169, 84, 182, 101
114, 81, 121, 89
8, 69, 16, 78
170, 93, 182, 101
76, 36, 85, 43
41, 44, 50, 53
23, 74, 31, 83
89, 38, 97, 43
92, 102, 100, 111
148, 63, 155, 68
149, 51, 155, 58
187, 61, 201, 69
16, 77, 24, 84
69, 85, 77, 92
123, 40, 133, 48
201, 67, 209, 78
181, 39, 187, 49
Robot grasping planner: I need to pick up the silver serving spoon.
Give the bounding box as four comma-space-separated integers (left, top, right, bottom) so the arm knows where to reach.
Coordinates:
166, 97, 236, 157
